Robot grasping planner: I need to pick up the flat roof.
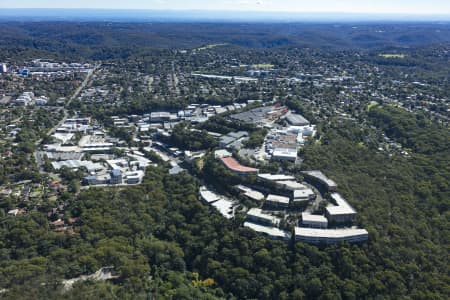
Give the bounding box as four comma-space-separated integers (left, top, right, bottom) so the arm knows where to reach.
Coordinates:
234, 185, 265, 201
302, 170, 337, 188
286, 113, 310, 125
266, 194, 290, 204
211, 199, 235, 219
302, 213, 328, 223
326, 193, 356, 215
111, 169, 122, 176
199, 187, 221, 203
247, 208, 280, 225
51, 160, 103, 172
258, 173, 295, 182
220, 157, 259, 174
293, 188, 315, 199
244, 222, 291, 240
295, 227, 368, 239
277, 180, 307, 191
272, 148, 298, 158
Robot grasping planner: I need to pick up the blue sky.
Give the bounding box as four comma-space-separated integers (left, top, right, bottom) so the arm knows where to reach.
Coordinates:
1, 0, 450, 15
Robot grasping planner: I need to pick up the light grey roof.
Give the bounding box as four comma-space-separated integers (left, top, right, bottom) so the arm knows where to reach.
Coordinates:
244, 222, 291, 240
326, 193, 356, 216
295, 227, 368, 239
302, 170, 337, 188
286, 113, 310, 126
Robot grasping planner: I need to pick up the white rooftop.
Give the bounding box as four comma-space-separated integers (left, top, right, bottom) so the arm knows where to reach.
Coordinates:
51, 160, 103, 172
293, 188, 315, 199
258, 173, 295, 182
276, 180, 307, 191
266, 194, 290, 205
272, 148, 298, 158
214, 149, 232, 158
199, 187, 221, 203
244, 222, 291, 240
295, 227, 368, 239
211, 199, 235, 219
326, 193, 356, 216
302, 213, 328, 223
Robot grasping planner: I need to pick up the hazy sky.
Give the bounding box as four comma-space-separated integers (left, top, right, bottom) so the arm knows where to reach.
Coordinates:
2, 0, 450, 15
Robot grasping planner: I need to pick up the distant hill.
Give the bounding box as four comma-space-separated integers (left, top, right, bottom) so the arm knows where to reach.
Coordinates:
0, 22, 449, 56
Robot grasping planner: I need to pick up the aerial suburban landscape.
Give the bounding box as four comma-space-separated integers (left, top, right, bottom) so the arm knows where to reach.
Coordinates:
0, 1, 449, 299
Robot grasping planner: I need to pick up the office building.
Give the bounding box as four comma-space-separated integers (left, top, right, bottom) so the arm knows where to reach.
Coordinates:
244, 222, 291, 241
246, 208, 280, 226
110, 169, 123, 185
325, 193, 357, 224
294, 227, 368, 244
265, 194, 290, 208
301, 213, 328, 229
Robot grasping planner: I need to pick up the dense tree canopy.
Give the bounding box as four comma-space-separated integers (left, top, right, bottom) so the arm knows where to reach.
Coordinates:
0, 105, 448, 299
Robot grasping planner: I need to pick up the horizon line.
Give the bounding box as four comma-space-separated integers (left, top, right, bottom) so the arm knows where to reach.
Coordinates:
0, 8, 449, 16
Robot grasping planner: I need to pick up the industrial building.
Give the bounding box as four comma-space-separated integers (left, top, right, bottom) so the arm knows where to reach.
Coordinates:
51, 160, 104, 173
294, 227, 368, 244
272, 148, 298, 161
230, 105, 288, 126
285, 113, 310, 126
219, 131, 248, 149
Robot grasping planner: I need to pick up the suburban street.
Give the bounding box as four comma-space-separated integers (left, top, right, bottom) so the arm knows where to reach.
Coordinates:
33, 64, 99, 172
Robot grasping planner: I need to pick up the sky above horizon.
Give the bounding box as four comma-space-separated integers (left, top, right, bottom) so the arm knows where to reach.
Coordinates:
2, 0, 450, 15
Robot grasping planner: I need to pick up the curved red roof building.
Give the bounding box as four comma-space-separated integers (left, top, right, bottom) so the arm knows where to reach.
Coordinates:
220, 157, 259, 175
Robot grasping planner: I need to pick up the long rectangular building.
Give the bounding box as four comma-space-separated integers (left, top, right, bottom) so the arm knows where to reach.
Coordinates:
294, 227, 368, 244
258, 173, 296, 183
244, 222, 291, 241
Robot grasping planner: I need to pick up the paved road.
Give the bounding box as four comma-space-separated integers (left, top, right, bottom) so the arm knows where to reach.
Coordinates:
33, 65, 99, 172
44, 65, 99, 141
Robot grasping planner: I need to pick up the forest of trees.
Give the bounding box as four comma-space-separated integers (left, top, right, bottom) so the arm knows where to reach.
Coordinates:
0, 105, 448, 299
